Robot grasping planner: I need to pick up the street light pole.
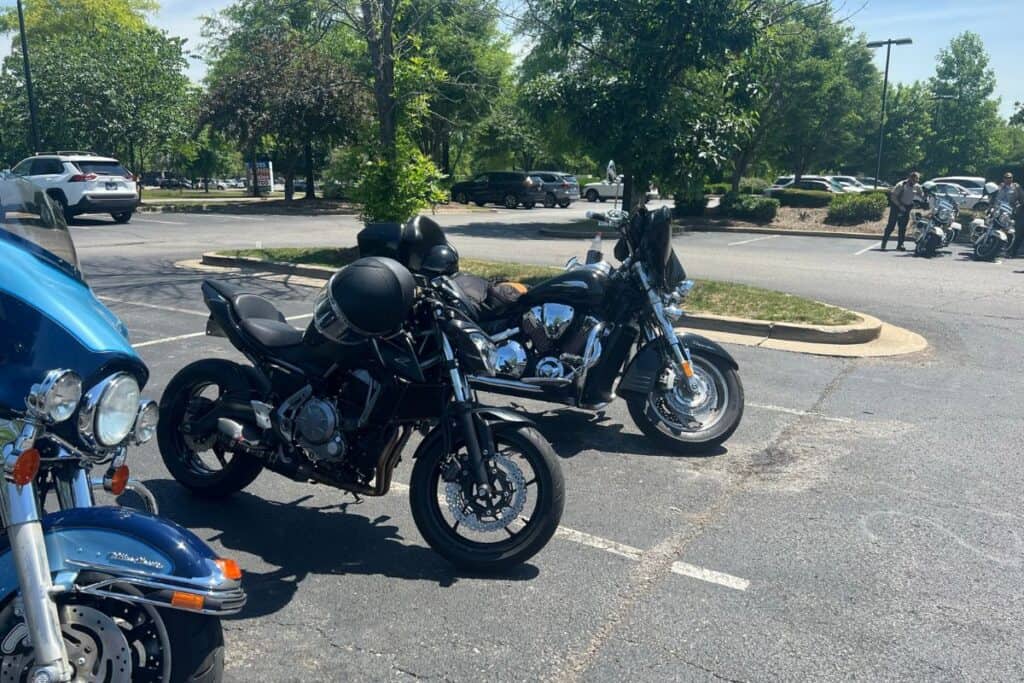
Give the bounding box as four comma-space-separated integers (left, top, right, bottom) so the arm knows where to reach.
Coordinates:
16, 0, 41, 153
867, 37, 912, 189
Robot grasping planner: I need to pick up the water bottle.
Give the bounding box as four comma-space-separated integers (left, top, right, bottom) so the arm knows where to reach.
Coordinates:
586, 232, 603, 264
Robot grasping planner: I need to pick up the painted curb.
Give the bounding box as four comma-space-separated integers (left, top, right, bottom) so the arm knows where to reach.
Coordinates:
200, 253, 880, 345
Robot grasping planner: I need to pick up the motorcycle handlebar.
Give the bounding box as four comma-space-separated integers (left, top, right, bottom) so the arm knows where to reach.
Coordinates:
585, 209, 628, 224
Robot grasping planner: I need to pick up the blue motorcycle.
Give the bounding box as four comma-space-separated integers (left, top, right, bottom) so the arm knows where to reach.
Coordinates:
0, 182, 243, 682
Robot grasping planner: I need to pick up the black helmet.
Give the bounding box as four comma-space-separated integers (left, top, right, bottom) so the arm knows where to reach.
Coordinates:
313, 257, 415, 340
421, 244, 459, 276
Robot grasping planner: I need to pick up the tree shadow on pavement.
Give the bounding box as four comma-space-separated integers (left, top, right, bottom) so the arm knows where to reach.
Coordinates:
518, 406, 728, 460
143, 479, 539, 620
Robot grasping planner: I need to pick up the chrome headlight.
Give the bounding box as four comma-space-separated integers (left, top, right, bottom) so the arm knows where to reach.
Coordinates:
27, 369, 82, 423
936, 207, 953, 223
468, 332, 499, 376
79, 373, 141, 448
995, 211, 1011, 229
132, 400, 158, 444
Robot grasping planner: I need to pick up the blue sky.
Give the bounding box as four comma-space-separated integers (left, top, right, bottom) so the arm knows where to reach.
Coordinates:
3, 0, 1021, 118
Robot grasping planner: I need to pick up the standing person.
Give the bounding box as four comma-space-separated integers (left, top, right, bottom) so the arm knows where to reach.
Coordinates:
994, 172, 1023, 257
882, 171, 922, 251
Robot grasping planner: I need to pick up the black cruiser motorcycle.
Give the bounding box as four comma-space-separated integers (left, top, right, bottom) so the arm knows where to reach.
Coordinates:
157, 256, 563, 571
358, 206, 744, 453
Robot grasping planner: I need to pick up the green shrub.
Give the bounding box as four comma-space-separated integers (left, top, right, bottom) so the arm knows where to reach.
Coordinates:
826, 192, 888, 224
724, 194, 779, 223
326, 138, 447, 222
738, 177, 769, 195
773, 189, 833, 208
704, 182, 731, 195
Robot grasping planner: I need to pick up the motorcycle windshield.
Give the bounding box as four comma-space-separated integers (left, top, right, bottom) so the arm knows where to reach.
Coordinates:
0, 178, 144, 412
0, 176, 81, 281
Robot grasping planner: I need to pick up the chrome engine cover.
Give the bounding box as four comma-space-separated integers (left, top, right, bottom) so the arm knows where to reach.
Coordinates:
523, 304, 575, 351
536, 356, 566, 379
495, 340, 528, 378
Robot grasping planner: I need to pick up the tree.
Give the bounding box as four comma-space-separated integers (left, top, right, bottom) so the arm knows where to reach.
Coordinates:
923, 32, 1002, 176
471, 93, 544, 171
1012, 102, 1024, 127
872, 83, 933, 180
0, 0, 191, 169
519, 0, 763, 208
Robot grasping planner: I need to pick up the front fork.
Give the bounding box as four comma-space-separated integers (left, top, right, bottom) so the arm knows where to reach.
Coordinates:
634, 264, 699, 395
1, 422, 74, 683
440, 331, 493, 493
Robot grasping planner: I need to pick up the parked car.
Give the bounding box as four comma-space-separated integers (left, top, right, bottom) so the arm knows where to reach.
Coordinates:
764, 176, 846, 196
4, 152, 138, 223
829, 175, 868, 192
159, 177, 193, 190
858, 176, 891, 189
924, 181, 989, 210
528, 171, 580, 208
582, 175, 659, 202
929, 176, 986, 194
450, 171, 547, 209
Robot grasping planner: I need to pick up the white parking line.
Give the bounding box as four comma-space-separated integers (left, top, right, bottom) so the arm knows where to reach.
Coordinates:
728, 235, 779, 247
214, 214, 265, 222
133, 218, 186, 225
133, 331, 206, 348
98, 296, 208, 317
749, 402, 852, 423
854, 241, 881, 256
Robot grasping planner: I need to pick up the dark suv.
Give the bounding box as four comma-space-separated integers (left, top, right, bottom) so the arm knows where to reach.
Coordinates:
529, 171, 580, 208
450, 171, 547, 209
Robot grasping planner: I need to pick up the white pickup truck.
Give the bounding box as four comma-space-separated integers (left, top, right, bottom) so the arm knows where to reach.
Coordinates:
582, 176, 659, 202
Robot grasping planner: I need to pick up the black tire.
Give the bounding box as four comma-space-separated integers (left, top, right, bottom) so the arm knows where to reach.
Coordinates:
158, 359, 264, 499
975, 201, 989, 212
974, 235, 1000, 261
543, 192, 556, 208
626, 352, 744, 454
585, 189, 599, 202
0, 588, 224, 682
503, 193, 519, 209
51, 193, 73, 223
111, 210, 133, 224
558, 198, 572, 208
474, 200, 486, 207
523, 201, 536, 209
454, 191, 469, 204
409, 424, 564, 572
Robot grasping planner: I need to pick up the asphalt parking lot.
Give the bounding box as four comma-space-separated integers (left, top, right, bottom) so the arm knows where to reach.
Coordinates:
71, 206, 1024, 681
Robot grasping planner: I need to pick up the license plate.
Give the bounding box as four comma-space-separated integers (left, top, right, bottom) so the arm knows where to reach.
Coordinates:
105, 182, 119, 190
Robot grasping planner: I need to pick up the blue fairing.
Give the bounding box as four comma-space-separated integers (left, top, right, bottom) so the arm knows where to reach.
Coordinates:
0, 507, 221, 599
0, 237, 146, 411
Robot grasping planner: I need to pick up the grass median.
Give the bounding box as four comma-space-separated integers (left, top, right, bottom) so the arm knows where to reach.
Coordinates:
221, 247, 858, 326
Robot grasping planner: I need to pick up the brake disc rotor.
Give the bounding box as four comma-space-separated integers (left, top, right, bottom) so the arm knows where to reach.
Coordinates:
445, 454, 527, 532
1, 605, 133, 683
655, 361, 725, 433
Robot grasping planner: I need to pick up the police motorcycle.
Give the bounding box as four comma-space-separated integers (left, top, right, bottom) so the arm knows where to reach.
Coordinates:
912, 183, 959, 257
972, 183, 1016, 261
0, 184, 243, 682
359, 206, 745, 454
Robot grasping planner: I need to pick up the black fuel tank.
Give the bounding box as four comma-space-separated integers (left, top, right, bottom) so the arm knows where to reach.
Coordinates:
519, 266, 608, 308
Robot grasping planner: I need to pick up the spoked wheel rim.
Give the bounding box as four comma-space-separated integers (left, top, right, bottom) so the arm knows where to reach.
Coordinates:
0, 598, 171, 683
175, 381, 241, 479
427, 437, 545, 550
504, 194, 518, 209
647, 357, 729, 440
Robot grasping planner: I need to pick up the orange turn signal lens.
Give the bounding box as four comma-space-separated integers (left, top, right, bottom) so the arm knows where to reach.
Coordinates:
215, 558, 243, 581
108, 465, 130, 495
681, 361, 695, 379
171, 592, 205, 611
11, 449, 40, 486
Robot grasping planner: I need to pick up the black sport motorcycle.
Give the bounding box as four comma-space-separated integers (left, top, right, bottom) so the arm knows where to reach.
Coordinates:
157, 256, 564, 571
358, 206, 744, 453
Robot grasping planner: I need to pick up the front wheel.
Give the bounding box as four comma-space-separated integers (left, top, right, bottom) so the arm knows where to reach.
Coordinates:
503, 193, 519, 209
111, 210, 133, 224
585, 189, 599, 202
0, 590, 224, 682
410, 424, 564, 571
543, 192, 556, 208
627, 352, 744, 454
974, 235, 1000, 261
558, 198, 572, 208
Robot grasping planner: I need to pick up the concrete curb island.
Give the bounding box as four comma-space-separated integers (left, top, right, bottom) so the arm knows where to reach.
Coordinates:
196, 252, 926, 358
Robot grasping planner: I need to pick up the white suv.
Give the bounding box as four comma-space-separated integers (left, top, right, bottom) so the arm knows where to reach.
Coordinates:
4, 152, 139, 223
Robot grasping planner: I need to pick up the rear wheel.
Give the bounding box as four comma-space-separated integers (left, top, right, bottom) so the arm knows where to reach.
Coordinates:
474, 200, 486, 207
585, 189, 599, 202
627, 352, 744, 454
503, 194, 519, 209
557, 198, 572, 208
454, 191, 469, 204
523, 201, 536, 209
112, 210, 133, 224
158, 359, 264, 499
410, 424, 564, 571
51, 194, 72, 222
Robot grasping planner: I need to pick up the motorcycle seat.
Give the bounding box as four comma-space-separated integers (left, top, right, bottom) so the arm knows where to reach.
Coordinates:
451, 273, 525, 323
204, 279, 304, 348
